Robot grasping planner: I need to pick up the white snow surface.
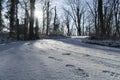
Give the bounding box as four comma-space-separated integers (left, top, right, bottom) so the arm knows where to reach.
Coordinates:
0, 38, 120, 80
83, 39, 120, 48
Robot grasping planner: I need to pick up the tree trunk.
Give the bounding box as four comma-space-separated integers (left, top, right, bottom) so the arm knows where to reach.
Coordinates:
29, 0, 35, 40
35, 18, 39, 39
9, 0, 16, 38
98, 0, 105, 38
53, 6, 57, 31
42, 6, 45, 34
77, 28, 81, 36
17, 19, 19, 40
0, 0, 3, 32
24, 18, 28, 40
77, 5, 81, 36
46, 1, 50, 35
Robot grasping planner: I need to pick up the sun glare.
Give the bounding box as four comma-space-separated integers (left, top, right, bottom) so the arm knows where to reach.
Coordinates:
34, 10, 42, 19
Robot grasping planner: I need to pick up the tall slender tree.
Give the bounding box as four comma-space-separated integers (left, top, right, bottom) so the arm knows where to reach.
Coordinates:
98, 0, 105, 37
65, 0, 84, 36
113, 0, 120, 38
86, 0, 98, 36
53, 6, 57, 31
19, 0, 30, 40
15, 0, 19, 40
63, 9, 71, 36
42, 4, 46, 34
0, 0, 3, 33
46, 0, 50, 35
29, 0, 36, 39
35, 18, 39, 39
9, 0, 16, 38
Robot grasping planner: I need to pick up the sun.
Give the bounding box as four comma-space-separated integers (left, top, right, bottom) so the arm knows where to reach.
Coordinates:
34, 10, 42, 19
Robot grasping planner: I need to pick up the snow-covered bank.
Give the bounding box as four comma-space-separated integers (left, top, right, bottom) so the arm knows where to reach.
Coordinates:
83, 39, 120, 48
0, 38, 120, 80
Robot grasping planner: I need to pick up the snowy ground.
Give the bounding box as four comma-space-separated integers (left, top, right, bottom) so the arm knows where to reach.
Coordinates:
83, 39, 120, 48
0, 38, 120, 80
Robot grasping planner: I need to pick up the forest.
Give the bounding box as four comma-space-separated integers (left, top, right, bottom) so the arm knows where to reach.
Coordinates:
0, 0, 119, 40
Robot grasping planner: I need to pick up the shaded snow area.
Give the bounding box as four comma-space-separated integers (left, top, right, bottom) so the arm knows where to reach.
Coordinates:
0, 38, 120, 80
0, 34, 8, 44
83, 39, 120, 48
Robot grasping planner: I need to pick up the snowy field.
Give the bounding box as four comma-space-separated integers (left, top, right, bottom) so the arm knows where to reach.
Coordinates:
0, 38, 120, 80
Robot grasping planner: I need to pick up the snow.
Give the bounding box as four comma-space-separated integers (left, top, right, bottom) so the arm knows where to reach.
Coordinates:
0, 37, 120, 80
0, 33, 9, 44
83, 38, 120, 48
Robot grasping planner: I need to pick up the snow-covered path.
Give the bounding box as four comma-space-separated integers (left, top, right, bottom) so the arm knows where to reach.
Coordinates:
0, 38, 120, 80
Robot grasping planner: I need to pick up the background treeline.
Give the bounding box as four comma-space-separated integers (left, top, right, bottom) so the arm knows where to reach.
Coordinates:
0, 0, 120, 40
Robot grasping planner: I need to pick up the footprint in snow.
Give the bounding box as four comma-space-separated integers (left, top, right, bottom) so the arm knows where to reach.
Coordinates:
84, 54, 91, 57
48, 56, 63, 61
65, 64, 75, 68
65, 64, 89, 77
102, 70, 120, 77
62, 53, 71, 56
74, 68, 89, 77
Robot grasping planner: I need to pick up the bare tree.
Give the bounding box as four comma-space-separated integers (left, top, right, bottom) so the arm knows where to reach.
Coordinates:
0, 0, 3, 33
53, 6, 60, 33
9, 0, 16, 38
103, 0, 114, 38
102, 0, 120, 39
86, 0, 98, 36
29, 0, 36, 39
15, 0, 19, 40
63, 8, 71, 36
113, 0, 120, 38
20, 0, 30, 40
46, 0, 50, 35
42, 3, 46, 34
98, 0, 106, 38
65, 0, 84, 36
41, 0, 52, 35
35, 18, 39, 39
86, 0, 120, 39
53, 6, 57, 31
82, 12, 85, 36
